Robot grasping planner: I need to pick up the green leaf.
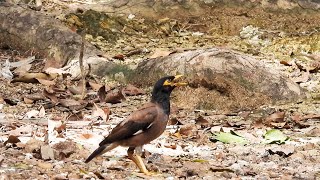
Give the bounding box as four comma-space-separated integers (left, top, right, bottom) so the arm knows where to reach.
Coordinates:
212, 130, 248, 145
263, 129, 289, 144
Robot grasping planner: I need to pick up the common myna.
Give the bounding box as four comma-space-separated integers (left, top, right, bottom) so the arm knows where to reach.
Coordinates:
85, 75, 187, 175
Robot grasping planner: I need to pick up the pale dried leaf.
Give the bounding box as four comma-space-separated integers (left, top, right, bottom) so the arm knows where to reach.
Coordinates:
38, 106, 46, 118
92, 103, 109, 122
149, 49, 173, 59
25, 110, 40, 118
36, 78, 56, 86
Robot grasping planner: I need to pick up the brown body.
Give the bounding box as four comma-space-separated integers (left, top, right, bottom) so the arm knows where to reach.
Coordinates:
103, 103, 168, 147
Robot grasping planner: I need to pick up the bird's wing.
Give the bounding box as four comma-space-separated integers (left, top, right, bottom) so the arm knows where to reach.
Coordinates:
99, 103, 158, 146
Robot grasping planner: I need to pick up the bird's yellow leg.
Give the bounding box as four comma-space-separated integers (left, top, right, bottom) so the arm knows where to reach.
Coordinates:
128, 147, 153, 175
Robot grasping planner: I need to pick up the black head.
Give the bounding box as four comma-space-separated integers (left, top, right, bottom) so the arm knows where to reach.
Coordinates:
152, 76, 176, 96
151, 75, 187, 104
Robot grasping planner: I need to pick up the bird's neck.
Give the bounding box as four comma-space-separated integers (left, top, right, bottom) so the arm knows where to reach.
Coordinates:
151, 95, 171, 115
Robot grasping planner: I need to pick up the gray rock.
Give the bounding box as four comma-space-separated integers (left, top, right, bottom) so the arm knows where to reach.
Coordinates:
134, 48, 305, 111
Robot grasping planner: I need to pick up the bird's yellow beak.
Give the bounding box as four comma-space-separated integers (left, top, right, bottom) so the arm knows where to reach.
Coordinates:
163, 75, 187, 86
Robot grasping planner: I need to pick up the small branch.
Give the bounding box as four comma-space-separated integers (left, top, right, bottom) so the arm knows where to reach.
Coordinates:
79, 33, 86, 100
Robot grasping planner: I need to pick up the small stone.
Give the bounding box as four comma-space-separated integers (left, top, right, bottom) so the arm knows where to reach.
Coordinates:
41, 145, 55, 160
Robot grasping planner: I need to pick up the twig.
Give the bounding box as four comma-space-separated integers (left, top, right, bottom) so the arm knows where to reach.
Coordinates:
79, 33, 86, 100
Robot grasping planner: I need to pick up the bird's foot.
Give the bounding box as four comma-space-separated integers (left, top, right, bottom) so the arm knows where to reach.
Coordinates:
133, 170, 162, 178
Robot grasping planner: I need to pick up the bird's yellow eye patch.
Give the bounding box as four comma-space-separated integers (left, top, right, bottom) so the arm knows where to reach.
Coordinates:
163, 79, 173, 86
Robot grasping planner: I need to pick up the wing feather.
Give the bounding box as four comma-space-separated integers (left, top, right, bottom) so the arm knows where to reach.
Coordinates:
99, 103, 158, 146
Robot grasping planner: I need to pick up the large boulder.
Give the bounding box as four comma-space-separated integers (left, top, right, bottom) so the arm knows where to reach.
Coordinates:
134, 48, 305, 111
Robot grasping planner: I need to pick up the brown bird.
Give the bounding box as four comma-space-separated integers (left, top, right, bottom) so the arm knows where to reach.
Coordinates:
85, 75, 186, 175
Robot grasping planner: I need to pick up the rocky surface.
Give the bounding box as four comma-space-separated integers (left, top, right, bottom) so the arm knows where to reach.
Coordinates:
134, 48, 305, 111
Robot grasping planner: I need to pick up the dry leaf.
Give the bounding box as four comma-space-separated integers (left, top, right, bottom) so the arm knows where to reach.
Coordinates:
92, 103, 109, 122
24, 97, 34, 104
36, 78, 56, 86
105, 89, 126, 104
59, 99, 81, 108
279, 60, 291, 66
68, 80, 86, 95
164, 143, 177, 149
67, 112, 84, 121
45, 67, 69, 76
168, 117, 183, 125
266, 111, 285, 125
43, 89, 59, 104
52, 140, 77, 160
38, 106, 46, 118
55, 123, 66, 133
24, 94, 45, 101
25, 110, 40, 118
267, 145, 294, 157
11, 73, 52, 83
4, 135, 21, 145
14, 64, 32, 75
122, 84, 146, 96
113, 54, 125, 60
195, 115, 209, 126
251, 118, 264, 129
149, 49, 173, 59
97, 85, 108, 103
179, 124, 196, 137
80, 133, 94, 139
88, 81, 102, 91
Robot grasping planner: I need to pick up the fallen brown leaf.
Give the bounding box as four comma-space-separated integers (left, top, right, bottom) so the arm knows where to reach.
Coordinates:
97, 85, 110, 103
23, 97, 34, 104
122, 84, 146, 96
43, 89, 59, 104
52, 140, 77, 160
67, 112, 84, 121
279, 60, 291, 66
80, 133, 94, 139
4, 135, 21, 145
105, 89, 126, 104
68, 80, 86, 95
168, 117, 183, 125
36, 78, 56, 86
88, 81, 102, 91
164, 143, 177, 149
179, 124, 196, 137
113, 54, 125, 60
24, 93, 46, 101
55, 123, 66, 133
25, 138, 44, 153
195, 115, 209, 126
265, 111, 286, 128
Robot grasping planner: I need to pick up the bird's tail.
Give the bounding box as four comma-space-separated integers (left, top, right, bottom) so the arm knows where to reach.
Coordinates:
85, 143, 118, 163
